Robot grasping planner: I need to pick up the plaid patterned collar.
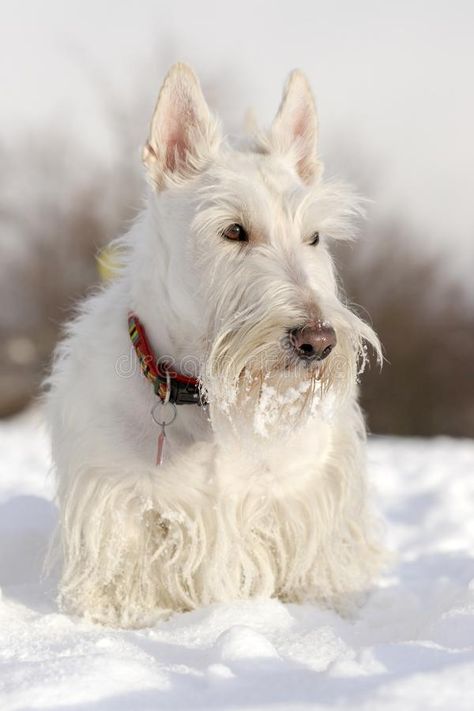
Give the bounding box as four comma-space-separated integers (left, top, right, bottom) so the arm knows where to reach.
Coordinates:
128, 313, 202, 406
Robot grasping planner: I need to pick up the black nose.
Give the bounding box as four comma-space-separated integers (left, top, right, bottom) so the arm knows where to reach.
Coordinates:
289, 322, 337, 362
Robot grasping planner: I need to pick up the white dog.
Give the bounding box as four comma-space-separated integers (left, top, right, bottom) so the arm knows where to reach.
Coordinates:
46, 64, 383, 627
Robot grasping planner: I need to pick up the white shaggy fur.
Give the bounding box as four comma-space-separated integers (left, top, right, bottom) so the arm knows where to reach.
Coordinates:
46, 64, 384, 628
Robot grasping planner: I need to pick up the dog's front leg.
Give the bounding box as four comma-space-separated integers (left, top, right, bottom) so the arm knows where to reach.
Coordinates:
54, 462, 209, 627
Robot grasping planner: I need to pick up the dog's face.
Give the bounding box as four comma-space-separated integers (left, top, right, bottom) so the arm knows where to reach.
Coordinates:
142, 64, 380, 433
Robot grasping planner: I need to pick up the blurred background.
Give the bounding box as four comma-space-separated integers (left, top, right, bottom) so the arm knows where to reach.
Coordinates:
0, 0, 473, 436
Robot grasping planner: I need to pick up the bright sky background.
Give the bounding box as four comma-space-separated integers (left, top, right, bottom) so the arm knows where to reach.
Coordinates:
2, 0, 473, 275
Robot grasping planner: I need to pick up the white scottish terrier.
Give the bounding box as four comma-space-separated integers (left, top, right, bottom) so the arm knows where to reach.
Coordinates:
46, 63, 383, 627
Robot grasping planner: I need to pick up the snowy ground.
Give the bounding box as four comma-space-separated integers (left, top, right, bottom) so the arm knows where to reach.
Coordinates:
1, 410, 473, 711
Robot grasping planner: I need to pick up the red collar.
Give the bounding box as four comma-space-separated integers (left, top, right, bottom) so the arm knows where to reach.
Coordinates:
128, 313, 202, 405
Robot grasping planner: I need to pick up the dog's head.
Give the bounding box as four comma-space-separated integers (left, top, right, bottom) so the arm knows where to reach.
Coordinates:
141, 64, 381, 434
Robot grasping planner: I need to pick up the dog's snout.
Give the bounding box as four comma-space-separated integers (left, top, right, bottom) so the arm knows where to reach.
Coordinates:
289, 322, 337, 362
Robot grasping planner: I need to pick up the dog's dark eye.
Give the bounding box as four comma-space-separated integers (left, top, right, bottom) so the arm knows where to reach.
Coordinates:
222, 223, 248, 242
309, 232, 320, 246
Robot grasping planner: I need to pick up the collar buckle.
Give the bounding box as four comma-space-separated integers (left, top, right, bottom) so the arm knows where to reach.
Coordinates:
154, 376, 202, 405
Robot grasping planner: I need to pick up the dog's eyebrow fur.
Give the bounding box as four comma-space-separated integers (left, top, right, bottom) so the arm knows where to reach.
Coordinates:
195, 155, 363, 244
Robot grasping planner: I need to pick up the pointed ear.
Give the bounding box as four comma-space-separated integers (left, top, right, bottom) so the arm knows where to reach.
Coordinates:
143, 63, 221, 189
270, 70, 320, 184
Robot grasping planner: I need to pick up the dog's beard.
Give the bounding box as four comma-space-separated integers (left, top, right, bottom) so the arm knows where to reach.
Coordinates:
201, 307, 380, 441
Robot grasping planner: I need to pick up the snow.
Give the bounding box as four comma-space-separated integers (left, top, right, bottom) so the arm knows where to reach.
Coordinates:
1, 410, 473, 710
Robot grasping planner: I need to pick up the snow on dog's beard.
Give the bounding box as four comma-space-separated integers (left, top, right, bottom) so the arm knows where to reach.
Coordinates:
202, 286, 379, 441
